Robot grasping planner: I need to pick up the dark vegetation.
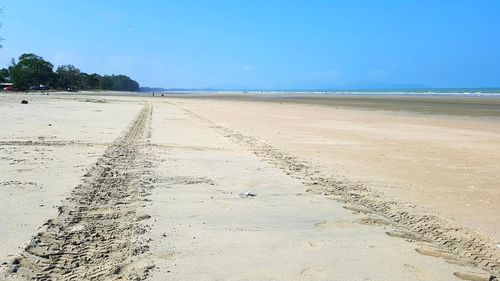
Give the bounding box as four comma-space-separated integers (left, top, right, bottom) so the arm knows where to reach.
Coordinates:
1, 53, 139, 91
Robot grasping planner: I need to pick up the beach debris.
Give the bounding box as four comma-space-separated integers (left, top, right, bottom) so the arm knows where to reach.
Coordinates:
9, 258, 21, 273
239, 191, 257, 198
21, 100, 28, 104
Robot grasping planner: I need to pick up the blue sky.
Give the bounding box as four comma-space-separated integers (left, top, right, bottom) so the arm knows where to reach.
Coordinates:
1, 1, 499, 89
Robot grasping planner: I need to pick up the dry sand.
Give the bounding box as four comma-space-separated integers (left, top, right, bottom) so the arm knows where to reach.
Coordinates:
0, 92, 498, 280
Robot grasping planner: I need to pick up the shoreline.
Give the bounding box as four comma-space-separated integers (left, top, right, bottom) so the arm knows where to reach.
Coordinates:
162, 93, 500, 118
5, 91, 500, 118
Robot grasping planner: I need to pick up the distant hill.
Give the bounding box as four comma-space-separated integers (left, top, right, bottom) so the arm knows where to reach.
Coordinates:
340, 82, 429, 90
140, 87, 220, 92
139, 87, 168, 92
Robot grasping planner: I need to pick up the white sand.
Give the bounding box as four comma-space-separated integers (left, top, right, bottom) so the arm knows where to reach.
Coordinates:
0, 92, 497, 280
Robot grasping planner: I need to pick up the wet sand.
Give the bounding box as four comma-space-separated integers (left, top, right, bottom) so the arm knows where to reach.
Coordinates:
0, 92, 498, 280
164, 93, 500, 118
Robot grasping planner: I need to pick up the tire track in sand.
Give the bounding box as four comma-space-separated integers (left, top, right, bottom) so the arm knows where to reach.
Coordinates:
168, 101, 499, 279
7, 103, 154, 281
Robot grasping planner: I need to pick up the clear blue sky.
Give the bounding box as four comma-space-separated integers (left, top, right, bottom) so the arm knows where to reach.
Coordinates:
1, 1, 499, 89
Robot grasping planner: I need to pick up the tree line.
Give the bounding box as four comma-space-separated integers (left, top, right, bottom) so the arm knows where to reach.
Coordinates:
0, 53, 140, 92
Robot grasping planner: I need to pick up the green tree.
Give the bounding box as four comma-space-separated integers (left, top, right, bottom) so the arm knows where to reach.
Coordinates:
9, 53, 55, 90
99, 75, 139, 91
0, 68, 9, 83
55, 64, 83, 90
82, 73, 102, 90
111, 75, 139, 91
99, 75, 113, 90
3, 50, 140, 91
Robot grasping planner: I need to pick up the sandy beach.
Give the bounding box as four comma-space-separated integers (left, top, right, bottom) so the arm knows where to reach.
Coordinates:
0, 92, 499, 281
